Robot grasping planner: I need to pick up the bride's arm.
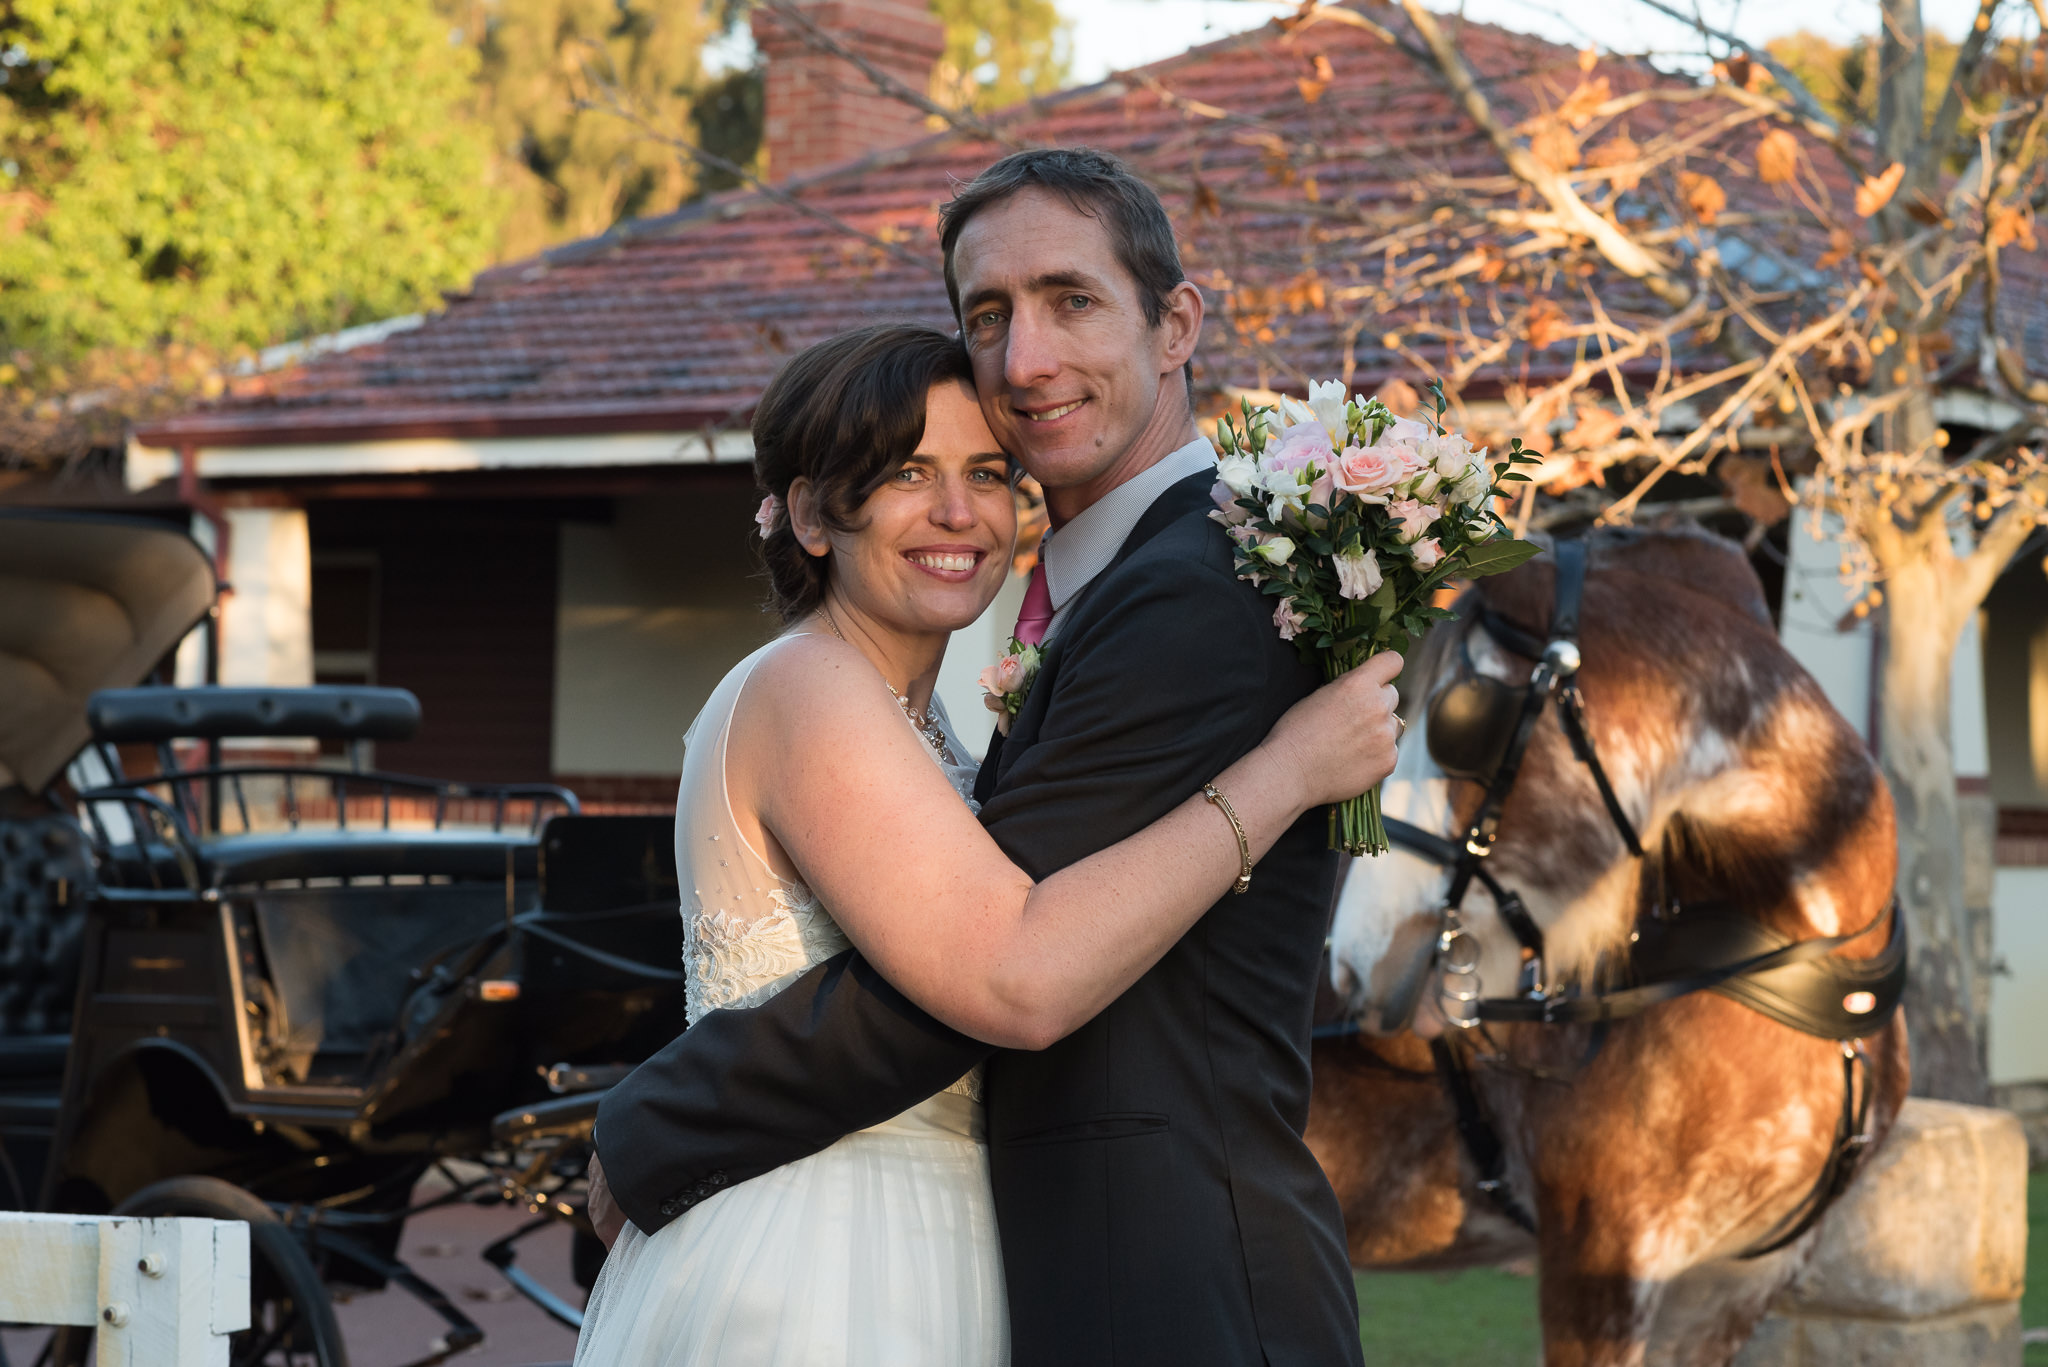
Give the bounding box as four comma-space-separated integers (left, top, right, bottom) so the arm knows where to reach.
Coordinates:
739, 574, 1399, 1051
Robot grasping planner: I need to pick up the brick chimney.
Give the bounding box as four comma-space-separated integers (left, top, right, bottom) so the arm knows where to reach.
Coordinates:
751, 0, 947, 183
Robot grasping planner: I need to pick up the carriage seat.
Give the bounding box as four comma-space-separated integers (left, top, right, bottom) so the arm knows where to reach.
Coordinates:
200, 828, 541, 888
0, 807, 92, 1038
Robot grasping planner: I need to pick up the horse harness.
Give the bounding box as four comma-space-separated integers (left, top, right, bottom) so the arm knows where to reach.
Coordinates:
1323, 537, 1908, 1257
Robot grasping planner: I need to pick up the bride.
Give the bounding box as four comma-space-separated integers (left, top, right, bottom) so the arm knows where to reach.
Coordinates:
573, 323, 1400, 1367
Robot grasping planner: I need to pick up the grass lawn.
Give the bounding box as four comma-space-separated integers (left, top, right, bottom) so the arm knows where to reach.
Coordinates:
1357, 1266, 1540, 1365
1362, 1169, 2044, 1366
2027, 1169, 2046, 1367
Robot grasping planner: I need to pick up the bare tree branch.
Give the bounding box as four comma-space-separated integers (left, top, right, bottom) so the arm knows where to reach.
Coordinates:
1955, 470, 2048, 619
1624, 0, 1844, 138
1927, 0, 2005, 162
1397, 0, 1693, 308
1601, 284, 1876, 520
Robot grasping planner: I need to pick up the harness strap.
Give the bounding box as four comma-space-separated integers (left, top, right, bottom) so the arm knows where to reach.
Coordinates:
1737, 1043, 1875, 1258
1477, 926, 1863, 1026
1556, 683, 1646, 858
1429, 1037, 1538, 1233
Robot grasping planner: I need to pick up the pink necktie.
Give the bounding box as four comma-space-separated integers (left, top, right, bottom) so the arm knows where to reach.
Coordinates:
1012, 561, 1054, 647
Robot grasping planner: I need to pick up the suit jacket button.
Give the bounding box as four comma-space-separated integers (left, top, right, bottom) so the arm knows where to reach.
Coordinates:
660, 1198, 682, 1217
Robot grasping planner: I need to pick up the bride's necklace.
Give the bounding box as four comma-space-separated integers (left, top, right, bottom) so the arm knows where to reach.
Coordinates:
817, 610, 955, 765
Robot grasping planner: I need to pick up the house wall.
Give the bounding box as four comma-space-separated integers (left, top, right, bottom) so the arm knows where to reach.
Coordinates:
217, 508, 313, 689
308, 500, 561, 783
551, 487, 779, 782
1992, 867, 2048, 1086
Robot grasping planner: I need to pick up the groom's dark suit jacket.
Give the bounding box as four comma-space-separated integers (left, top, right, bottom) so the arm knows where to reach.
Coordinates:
595, 472, 1362, 1367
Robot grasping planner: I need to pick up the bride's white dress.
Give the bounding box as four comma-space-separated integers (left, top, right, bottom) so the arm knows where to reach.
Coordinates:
574, 637, 1009, 1367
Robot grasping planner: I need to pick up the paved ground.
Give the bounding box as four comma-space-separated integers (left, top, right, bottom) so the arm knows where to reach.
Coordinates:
329, 1199, 585, 1366
1, 1199, 585, 1367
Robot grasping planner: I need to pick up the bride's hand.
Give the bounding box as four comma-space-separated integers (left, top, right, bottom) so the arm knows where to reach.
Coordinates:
1262, 650, 1404, 808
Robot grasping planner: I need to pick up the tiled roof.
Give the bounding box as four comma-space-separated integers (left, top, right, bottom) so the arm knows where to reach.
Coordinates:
138, 6, 2045, 449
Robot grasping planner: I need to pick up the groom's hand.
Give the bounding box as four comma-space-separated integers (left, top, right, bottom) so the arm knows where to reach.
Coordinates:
586, 1153, 627, 1249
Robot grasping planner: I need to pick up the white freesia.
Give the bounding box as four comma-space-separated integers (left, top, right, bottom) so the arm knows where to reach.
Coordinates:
1275, 393, 1318, 428
1216, 451, 1261, 498
1252, 535, 1296, 565
1334, 547, 1383, 599
1305, 378, 1350, 444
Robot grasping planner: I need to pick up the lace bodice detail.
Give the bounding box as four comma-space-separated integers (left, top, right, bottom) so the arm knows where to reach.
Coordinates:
677, 638, 983, 1102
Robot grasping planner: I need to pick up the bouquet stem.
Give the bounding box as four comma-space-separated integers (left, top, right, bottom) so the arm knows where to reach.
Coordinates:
1324, 650, 1391, 857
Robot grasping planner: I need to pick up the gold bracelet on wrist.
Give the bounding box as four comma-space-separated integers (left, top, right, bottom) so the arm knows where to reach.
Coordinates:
1203, 782, 1253, 895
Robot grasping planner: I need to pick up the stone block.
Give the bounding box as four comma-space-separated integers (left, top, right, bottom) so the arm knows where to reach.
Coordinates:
1990, 1081, 2048, 1169
1775, 1097, 2027, 1319
1734, 1300, 2021, 1366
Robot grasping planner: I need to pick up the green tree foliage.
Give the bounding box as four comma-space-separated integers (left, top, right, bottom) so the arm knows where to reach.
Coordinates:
691, 66, 764, 196
1764, 29, 1969, 129
0, 0, 496, 360
440, 0, 717, 259
930, 0, 1071, 111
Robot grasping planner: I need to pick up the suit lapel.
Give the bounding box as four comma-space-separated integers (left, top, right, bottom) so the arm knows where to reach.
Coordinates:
974, 471, 1217, 803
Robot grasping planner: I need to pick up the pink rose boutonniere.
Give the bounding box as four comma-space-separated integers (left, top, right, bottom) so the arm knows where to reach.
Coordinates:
977, 638, 1045, 735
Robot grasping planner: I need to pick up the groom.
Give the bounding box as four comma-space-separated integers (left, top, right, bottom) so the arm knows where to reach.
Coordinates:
591, 147, 1386, 1367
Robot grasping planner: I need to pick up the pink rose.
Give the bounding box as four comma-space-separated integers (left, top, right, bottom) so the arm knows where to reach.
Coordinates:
1334, 547, 1383, 600
1331, 443, 1407, 496
1209, 479, 1251, 526
1273, 598, 1309, 641
1388, 498, 1435, 543
993, 654, 1030, 694
1411, 537, 1444, 570
755, 494, 783, 537
1307, 469, 1335, 509
1265, 422, 1334, 474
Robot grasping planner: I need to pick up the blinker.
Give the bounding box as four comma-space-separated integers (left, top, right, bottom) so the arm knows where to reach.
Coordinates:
1427, 673, 1527, 782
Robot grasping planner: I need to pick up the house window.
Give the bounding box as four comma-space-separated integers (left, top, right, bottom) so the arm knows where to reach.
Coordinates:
311, 552, 378, 686
1985, 535, 2048, 819
311, 551, 378, 762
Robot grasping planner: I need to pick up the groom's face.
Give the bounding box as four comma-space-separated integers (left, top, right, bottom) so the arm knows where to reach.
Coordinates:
952, 189, 1191, 516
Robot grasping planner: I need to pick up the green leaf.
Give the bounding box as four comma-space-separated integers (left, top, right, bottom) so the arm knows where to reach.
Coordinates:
1459, 538, 1545, 578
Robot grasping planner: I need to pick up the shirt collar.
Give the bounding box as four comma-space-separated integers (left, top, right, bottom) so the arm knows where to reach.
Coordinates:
1040, 435, 1215, 611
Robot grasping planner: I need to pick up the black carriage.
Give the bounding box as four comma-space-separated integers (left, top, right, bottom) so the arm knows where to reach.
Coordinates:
0, 512, 687, 1365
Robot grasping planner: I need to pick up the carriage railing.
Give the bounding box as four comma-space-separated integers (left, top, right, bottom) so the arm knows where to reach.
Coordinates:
74, 765, 580, 892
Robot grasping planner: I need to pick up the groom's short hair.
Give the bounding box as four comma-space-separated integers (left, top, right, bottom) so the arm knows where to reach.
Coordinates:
939, 147, 1187, 333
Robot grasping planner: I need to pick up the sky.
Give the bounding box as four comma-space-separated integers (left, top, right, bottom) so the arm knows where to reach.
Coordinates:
1062, 0, 2011, 84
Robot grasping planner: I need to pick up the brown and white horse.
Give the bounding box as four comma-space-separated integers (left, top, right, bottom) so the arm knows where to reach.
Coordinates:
1310, 525, 1910, 1367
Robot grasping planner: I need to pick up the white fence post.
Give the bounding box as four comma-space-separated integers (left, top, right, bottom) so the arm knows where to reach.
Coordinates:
0, 1213, 251, 1367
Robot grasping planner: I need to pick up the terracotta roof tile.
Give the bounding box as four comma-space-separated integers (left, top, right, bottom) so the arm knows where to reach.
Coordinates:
141, 6, 2046, 449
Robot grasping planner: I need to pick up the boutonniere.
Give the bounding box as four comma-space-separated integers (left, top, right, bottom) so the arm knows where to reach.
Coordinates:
977, 638, 1044, 736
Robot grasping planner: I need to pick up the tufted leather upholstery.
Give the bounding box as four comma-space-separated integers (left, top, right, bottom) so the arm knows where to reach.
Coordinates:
0, 813, 91, 1038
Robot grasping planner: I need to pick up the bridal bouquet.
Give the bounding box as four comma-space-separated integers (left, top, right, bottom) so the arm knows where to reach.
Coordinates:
1210, 379, 1541, 856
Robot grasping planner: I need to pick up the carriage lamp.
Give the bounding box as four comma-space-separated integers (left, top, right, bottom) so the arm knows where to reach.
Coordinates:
479, 979, 522, 1002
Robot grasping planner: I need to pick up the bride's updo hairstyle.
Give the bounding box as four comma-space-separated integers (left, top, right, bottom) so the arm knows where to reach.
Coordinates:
752, 323, 976, 622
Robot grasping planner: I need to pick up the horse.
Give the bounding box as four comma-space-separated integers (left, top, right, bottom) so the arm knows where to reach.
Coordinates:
1309, 525, 1911, 1367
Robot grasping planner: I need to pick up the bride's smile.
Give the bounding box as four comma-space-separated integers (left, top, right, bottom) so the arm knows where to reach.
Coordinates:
788, 376, 1018, 654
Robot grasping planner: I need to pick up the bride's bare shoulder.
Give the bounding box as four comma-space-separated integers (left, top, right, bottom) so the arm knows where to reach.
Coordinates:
739, 632, 900, 736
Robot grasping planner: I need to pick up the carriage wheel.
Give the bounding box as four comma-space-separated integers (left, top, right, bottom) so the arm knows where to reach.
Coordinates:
48, 1175, 349, 1367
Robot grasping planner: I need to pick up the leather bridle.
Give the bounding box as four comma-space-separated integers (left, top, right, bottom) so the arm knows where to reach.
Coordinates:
1320, 537, 1906, 1255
